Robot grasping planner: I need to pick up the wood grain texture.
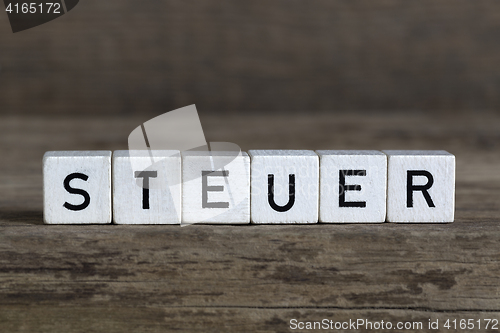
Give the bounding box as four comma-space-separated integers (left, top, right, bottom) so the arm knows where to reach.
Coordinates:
0, 112, 500, 332
3, 1, 500, 114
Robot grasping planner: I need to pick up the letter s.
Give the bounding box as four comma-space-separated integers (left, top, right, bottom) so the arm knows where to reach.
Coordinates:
63, 173, 90, 211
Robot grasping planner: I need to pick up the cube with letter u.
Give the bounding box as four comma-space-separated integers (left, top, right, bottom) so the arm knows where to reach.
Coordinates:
249, 150, 319, 224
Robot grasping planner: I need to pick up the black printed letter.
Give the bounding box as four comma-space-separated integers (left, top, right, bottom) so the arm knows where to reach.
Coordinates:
268, 174, 295, 212
63, 173, 90, 211
202, 171, 230, 208
339, 170, 366, 208
135, 171, 158, 209
407, 170, 435, 208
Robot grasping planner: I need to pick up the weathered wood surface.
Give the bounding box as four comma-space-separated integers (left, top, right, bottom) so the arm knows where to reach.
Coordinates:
1, 112, 500, 332
3, 1, 500, 114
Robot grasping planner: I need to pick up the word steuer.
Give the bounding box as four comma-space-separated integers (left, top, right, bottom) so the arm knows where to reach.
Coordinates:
43, 150, 455, 224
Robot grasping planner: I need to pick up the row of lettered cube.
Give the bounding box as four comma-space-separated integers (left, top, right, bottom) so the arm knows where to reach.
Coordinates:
43, 150, 455, 224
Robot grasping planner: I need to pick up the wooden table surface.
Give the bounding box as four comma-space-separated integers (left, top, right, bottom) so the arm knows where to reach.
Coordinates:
1, 112, 499, 332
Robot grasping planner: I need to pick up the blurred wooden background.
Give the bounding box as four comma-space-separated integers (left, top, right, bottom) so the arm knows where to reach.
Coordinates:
2, 0, 500, 115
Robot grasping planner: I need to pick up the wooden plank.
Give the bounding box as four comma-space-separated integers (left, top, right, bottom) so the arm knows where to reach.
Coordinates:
0, 113, 500, 331
1, 223, 500, 310
1, 306, 500, 333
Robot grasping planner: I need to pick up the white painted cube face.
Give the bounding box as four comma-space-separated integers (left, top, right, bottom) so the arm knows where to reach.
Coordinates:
181, 152, 250, 224
249, 150, 319, 224
112, 150, 181, 224
384, 150, 455, 223
317, 150, 387, 223
43, 151, 112, 224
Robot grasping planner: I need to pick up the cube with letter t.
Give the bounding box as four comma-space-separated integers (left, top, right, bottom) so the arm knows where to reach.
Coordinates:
384, 150, 455, 223
43, 151, 112, 224
112, 150, 181, 224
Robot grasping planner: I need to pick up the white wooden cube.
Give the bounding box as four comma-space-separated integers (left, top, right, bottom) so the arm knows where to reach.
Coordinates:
182, 151, 250, 224
112, 150, 181, 224
384, 150, 455, 223
43, 151, 112, 224
249, 150, 319, 224
316, 150, 387, 223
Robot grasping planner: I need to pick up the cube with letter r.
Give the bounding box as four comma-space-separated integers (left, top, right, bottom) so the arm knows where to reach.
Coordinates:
384, 150, 455, 223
